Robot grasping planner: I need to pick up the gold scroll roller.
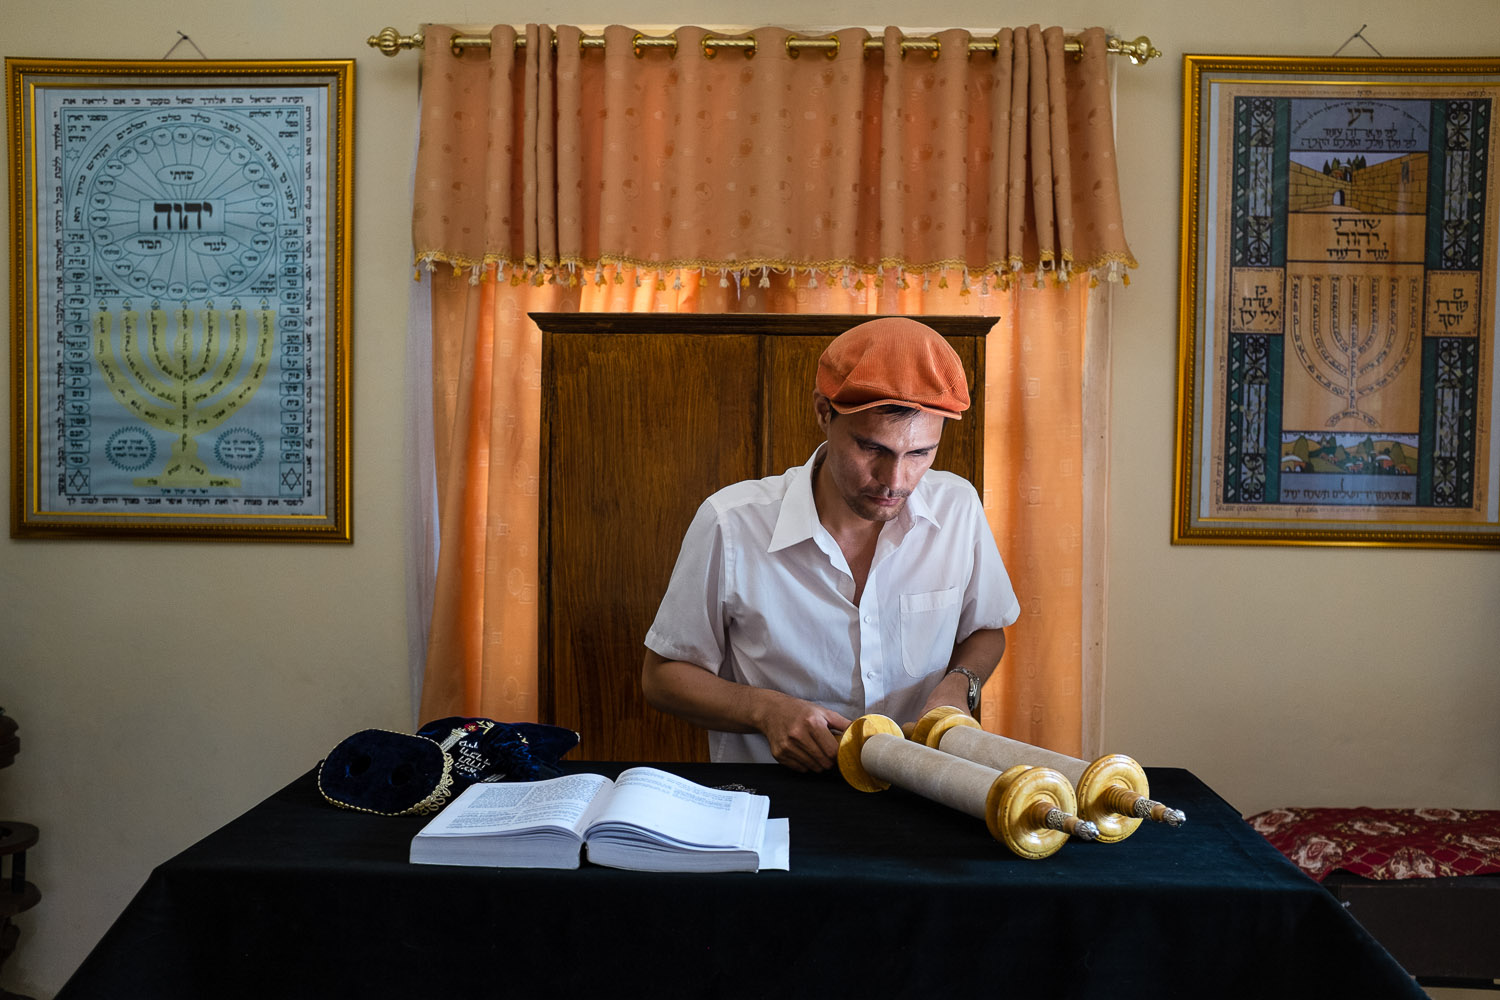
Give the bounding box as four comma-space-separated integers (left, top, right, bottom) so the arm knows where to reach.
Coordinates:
837, 714, 1098, 860
910, 707, 1186, 844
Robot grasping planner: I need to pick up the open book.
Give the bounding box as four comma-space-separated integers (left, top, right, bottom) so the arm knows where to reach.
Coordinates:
409, 766, 790, 872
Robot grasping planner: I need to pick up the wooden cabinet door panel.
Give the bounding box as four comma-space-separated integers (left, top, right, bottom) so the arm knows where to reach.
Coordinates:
543, 331, 759, 762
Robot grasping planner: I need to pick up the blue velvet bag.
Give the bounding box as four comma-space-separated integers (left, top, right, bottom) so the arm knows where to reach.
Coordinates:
317, 718, 579, 817
416, 716, 580, 787
317, 730, 455, 816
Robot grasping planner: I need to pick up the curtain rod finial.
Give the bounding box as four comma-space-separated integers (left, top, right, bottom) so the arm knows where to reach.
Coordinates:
1114, 36, 1161, 65
368, 26, 421, 57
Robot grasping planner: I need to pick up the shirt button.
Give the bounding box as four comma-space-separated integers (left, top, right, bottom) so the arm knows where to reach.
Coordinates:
866, 672, 876, 681
863, 615, 874, 623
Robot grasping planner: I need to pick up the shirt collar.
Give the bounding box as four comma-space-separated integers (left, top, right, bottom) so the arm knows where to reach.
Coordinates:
768, 447, 825, 553
768, 445, 942, 554
904, 476, 940, 528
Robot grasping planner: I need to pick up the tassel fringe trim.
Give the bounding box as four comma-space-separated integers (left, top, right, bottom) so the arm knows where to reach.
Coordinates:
412, 251, 1137, 293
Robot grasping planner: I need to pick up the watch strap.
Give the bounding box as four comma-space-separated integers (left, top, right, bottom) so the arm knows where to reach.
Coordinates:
946, 666, 981, 713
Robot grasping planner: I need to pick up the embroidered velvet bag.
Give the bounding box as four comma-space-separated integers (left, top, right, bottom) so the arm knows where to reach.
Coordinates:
317, 718, 580, 816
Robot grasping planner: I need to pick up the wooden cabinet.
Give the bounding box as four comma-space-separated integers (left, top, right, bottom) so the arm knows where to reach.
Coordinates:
535, 313, 990, 762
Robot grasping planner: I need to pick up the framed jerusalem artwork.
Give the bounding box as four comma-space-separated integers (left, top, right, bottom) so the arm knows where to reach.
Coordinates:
7, 59, 353, 540
1175, 54, 1500, 547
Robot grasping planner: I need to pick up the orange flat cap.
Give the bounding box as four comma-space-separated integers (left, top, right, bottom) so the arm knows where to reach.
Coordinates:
816, 317, 970, 420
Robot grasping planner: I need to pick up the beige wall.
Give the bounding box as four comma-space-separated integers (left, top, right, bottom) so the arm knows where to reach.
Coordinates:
2, 0, 1497, 995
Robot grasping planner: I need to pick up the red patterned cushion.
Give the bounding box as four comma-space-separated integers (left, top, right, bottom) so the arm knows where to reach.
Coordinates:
1246, 807, 1500, 882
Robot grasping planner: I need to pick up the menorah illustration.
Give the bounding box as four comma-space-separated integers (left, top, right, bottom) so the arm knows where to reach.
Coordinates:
92, 299, 275, 488
1290, 274, 1417, 429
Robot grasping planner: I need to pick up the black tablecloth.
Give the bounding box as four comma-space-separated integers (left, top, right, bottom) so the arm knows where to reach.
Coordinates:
59, 763, 1424, 999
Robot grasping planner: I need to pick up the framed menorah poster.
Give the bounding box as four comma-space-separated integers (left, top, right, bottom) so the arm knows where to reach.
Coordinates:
1175, 55, 1500, 547
7, 59, 352, 540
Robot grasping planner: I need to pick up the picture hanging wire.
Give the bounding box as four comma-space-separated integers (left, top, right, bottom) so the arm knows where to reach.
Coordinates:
1331, 24, 1383, 58
162, 31, 209, 60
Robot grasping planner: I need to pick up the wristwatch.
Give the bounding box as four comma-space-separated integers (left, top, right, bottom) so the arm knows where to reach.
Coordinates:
947, 666, 982, 714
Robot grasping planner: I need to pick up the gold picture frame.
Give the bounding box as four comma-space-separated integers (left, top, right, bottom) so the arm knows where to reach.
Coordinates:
7, 58, 353, 540
1175, 54, 1500, 547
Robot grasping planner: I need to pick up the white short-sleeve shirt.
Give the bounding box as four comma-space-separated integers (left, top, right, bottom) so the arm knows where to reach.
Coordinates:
645, 447, 1021, 762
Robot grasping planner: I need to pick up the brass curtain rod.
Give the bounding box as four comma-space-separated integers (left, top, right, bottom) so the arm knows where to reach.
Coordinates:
366, 26, 1161, 64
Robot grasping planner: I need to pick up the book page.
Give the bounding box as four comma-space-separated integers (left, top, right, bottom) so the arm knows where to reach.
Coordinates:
417, 772, 612, 838
586, 767, 765, 849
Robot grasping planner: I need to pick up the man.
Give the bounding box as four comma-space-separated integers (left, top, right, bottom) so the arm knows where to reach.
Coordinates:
641, 316, 1020, 771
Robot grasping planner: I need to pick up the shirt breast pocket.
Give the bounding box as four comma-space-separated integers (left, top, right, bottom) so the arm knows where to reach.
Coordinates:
899, 587, 962, 678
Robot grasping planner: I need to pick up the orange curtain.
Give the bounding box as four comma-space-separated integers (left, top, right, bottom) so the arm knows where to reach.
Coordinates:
412, 22, 1131, 755
413, 23, 1134, 284
419, 268, 1088, 754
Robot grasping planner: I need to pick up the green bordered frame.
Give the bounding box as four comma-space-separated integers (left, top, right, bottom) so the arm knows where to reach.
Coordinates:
1175, 54, 1500, 548
7, 58, 353, 541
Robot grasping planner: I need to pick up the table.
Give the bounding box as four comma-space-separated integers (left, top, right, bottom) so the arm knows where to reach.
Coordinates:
58, 764, 1425, 999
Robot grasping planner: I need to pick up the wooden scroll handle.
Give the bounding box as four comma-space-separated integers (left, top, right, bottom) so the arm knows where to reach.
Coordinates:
836, 714, 1097, 860
913, 707, 1186, 844
1099, 783, 1187, 827
1074, 754, 1185, 842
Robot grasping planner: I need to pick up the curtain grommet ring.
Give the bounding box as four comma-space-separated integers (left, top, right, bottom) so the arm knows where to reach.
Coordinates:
632, 32, 648, 58
792, 34, 840, 59
786, 34, 837, 60
900, 38, 936, 60
704, 35, 755, 60
900, 38, 940, 60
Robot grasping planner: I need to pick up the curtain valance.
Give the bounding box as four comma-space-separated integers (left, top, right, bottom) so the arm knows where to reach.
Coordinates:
412, 23, 1136, 289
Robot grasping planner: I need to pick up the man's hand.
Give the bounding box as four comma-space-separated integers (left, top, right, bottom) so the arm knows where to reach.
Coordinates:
917, 669, 974, 720
753, 692, 852, 773
915, 628, 1006, 722
642, 651, 852, 772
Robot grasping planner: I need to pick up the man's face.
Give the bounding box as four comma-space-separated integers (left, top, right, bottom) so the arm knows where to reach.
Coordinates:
815, 396, 946, 523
